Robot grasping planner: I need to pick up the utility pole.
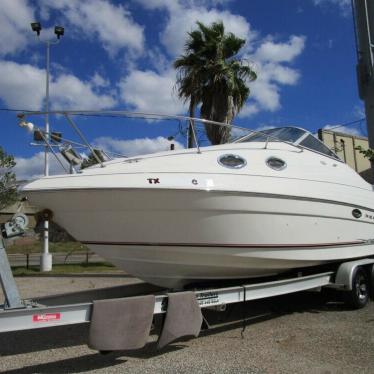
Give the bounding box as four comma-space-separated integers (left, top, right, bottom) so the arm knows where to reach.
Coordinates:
352, 0, 374, 179
31, 22, 65, 271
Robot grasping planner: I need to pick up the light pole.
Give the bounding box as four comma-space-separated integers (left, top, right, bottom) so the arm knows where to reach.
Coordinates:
31, 22, 65, 272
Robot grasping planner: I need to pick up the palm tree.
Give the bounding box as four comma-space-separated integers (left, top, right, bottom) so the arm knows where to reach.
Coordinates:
0, 146, 18, 210
174, 21, 257, 145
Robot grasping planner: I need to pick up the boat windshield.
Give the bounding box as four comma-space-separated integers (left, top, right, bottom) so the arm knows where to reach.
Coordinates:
237, 127, 306, 143
236, 127, 340, 160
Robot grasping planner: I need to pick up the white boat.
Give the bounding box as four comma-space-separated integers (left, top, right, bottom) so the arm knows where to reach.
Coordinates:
21, 113, 374, 289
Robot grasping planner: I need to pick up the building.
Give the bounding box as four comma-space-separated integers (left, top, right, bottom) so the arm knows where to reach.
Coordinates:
318, 129, 373, 184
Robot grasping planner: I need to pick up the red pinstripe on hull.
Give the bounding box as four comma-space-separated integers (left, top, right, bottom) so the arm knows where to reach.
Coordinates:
81, 240, 367, 248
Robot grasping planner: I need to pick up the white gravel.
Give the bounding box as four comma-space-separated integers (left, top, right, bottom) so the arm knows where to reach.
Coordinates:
0, 276, 373, 374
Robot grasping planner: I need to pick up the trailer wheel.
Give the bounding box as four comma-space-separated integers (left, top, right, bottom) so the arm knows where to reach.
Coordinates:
345, 267, 369, 309
370, 265, 374, 301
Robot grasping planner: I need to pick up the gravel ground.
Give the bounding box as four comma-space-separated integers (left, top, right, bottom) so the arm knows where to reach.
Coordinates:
0, 276, 373, 374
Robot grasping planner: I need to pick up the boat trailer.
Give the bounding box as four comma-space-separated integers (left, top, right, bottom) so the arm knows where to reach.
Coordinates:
0, 213, 374, 351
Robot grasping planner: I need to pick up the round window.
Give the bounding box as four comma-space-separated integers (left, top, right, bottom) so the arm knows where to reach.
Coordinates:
352, 209, 362, 219
218, 154, 247, 169
266, 157, 286, 171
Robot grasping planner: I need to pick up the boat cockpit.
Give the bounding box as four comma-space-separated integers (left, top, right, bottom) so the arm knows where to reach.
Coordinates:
235, 127, 340, 161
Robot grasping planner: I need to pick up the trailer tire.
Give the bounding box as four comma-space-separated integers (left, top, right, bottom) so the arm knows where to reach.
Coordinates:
345, 267, 369, 309
370, 265, 374, 301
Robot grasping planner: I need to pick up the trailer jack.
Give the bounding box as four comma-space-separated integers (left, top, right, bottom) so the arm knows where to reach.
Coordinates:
0, 213, 29, 309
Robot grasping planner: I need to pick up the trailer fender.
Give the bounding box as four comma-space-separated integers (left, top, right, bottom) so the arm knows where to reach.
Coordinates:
335, 259, 374, 290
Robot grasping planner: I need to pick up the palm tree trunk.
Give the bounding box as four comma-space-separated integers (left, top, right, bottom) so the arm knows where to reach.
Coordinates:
202, 94, 233, 145
221, 95, 234, 144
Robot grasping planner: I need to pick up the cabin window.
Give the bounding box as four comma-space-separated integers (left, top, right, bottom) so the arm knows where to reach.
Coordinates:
266, 157, 286, 171
218, 154, 247, 169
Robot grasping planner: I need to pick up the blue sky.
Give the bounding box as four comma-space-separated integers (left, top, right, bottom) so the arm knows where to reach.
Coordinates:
0, 0, 367, 179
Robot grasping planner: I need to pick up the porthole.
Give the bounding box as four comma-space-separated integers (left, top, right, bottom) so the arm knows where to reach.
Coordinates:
218, 154, 247, 169
266, 157, 286, 171
352, 209, 362, 219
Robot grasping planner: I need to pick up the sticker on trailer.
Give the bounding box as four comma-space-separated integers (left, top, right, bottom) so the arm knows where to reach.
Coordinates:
32, 313, 61, 323
197, 291, 219, 306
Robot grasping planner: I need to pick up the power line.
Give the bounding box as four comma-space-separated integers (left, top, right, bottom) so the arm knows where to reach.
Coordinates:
0, 108, 36, 113
321, 117, 366, 131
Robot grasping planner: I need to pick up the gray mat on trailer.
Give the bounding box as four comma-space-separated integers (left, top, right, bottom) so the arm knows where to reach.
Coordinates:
157, 291, 202, 349
88, 294, 155, 351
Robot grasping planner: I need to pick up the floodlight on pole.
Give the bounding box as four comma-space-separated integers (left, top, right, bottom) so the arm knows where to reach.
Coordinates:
31, 22, 42, 36
30, 21, 65, 272
54, 26, 64, 39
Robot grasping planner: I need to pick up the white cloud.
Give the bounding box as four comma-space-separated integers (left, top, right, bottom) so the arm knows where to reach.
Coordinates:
119, 69, 186, 114
237, 38, 304, 114
136, 0, 253, 57
323, 124, 362, 136
0, 60, 116, 110
135, 0, 179, 11
250, 80, 280, 111
135, 0, 235, 14
0, 0, 34, 56
134, 1, 305, 118
254, 36, 305, 63
14, 152, 68, 181
39, 0, 144, 56
247, 60, 302, 112
353, 105, 365, 119
253, 124, 276, 132
123, 1, 256, 113
313, 0, 351, 15
191, 0, 234, 5
125, 40, 304, 117
90, 73, 110, 88
161, 8, 252, 57
313, 0, 350, 5
147, 48, 170, 73
0, 0, 306, 120
94, 136, 184, 156
51, 74, 116, 110
263, 63, 301, 85
237, 103, 259, 118
0, 60, 45, 109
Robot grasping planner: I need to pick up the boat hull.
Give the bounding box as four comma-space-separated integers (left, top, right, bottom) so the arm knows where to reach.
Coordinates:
24, 188, 374, 288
